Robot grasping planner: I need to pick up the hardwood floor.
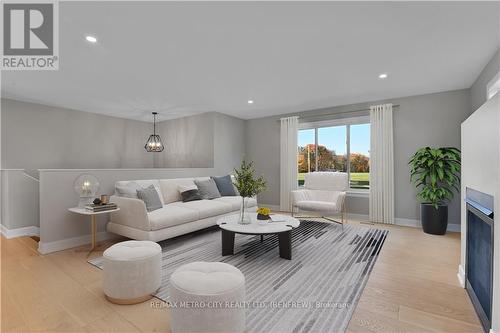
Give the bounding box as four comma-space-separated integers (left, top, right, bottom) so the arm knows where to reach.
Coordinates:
1, 220, 481, 333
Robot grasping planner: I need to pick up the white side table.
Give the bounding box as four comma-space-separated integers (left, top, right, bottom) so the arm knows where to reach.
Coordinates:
68, 207, 120, 256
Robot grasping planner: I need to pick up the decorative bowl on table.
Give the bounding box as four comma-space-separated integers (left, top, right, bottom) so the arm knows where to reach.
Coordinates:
257, 207, 271, 221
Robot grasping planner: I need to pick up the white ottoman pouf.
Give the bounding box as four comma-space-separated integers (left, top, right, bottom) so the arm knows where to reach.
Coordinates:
103, 240, 161, 304
169, 262, 245, 333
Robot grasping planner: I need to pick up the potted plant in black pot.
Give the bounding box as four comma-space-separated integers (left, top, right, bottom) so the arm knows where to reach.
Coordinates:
409, 147, 461, 235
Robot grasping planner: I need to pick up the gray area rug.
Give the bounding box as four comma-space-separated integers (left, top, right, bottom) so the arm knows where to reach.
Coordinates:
90, 221, 388, 333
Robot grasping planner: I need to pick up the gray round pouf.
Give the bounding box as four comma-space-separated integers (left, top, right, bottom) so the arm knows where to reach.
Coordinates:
169, 261, 245, 333
103, 240, 161, 304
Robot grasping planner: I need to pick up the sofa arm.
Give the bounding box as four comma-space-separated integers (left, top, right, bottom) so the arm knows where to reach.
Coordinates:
335, 192, 347, 212
110, 195, 150, 231
292, 189, 346, 212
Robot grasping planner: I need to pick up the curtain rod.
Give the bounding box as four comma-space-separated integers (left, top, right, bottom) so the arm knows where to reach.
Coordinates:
278, 104, 400, 121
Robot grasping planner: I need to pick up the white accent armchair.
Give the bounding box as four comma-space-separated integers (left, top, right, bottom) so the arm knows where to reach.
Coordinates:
291, 172, 348, 229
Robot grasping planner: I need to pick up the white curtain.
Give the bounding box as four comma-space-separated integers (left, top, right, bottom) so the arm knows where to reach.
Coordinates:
280, 116, 299, 211
369, 104, 394, 224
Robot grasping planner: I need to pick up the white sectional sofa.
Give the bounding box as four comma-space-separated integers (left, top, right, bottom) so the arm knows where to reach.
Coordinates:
107, 178, 258, 242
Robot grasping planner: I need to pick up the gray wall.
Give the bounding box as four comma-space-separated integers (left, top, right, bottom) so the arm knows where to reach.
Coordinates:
471, 47, 500, 112
1, 99, 236, 175
153, 112, 215, 168
214, 112, 246, 175
246, 89, 472, 225
1, 98, 155, 176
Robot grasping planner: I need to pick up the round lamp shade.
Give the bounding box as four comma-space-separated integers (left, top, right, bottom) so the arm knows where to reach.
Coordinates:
74, 174, 100, 198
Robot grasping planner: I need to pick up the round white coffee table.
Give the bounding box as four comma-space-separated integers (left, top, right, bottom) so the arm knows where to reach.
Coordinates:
217, 213, 300, 260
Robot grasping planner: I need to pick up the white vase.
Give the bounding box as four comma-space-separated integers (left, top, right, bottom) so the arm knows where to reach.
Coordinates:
238, 197, 251, 224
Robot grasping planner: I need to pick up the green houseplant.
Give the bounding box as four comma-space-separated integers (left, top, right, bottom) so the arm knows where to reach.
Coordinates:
234, 160, 267, 224
409, 147, 461, 235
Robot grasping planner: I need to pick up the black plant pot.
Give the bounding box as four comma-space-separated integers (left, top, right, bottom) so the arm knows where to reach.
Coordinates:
420, 203, 448, 235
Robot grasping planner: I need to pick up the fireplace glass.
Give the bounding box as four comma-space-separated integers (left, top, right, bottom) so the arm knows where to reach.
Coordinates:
466, 199, 493, 332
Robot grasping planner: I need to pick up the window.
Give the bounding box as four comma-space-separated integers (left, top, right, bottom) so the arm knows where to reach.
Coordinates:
298, 129, 315, 181
298, 117, 370, 190
349, 123, 370, 189
318, 126, 347, 173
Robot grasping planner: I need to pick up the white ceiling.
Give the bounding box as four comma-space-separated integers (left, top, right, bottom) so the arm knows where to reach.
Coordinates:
2, 2, 499, 122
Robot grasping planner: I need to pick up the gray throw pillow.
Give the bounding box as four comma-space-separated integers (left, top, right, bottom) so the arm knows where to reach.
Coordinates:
194, 179, 221, 199
212, 175, 237, 196
136, 185, 163, 212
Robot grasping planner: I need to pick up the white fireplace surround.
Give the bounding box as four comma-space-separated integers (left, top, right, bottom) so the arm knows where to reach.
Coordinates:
460, 93, 499, 333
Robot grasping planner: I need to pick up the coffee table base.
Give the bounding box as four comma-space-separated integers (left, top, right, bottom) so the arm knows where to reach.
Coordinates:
221, 229, 292, 260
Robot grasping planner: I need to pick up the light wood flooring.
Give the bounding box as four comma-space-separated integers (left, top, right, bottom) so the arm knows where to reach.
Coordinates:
1, 219, 481, 333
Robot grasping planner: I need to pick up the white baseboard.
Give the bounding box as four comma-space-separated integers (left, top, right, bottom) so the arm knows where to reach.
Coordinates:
347, 213, 370, 222
394, 217, 419, 228
457, 264, 465, 288
394, 217, 461, 232
0, 225, 40, 239
38, 231, 114, 254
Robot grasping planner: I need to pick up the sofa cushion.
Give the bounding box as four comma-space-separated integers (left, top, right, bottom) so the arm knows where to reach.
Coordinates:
159, 178, 195, 204
137, 185, 163, 212
213, 196, 257, 211
194, 178, 221, 200
170, 200, 233, 219
148, 205, 200, 230
295, 200, 337, 213
115, 180, 164, 205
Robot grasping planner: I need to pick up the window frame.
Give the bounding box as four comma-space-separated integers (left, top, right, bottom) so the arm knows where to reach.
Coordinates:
298, 115, 370, 192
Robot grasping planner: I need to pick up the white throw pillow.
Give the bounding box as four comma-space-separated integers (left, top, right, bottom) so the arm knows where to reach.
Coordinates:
178, 184, 198, 193
160, 179, 196, 204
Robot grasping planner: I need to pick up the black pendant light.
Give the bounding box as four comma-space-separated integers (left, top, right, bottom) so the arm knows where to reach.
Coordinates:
144, 112, 164, 152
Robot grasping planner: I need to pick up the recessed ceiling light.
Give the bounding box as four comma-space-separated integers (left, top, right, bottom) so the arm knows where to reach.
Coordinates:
85, 35, 97, 43
378, 73, 388, 79
247, 100, 254, 104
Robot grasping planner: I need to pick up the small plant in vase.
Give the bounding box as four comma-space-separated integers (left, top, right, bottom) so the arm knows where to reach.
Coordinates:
234, 160, 267, 224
